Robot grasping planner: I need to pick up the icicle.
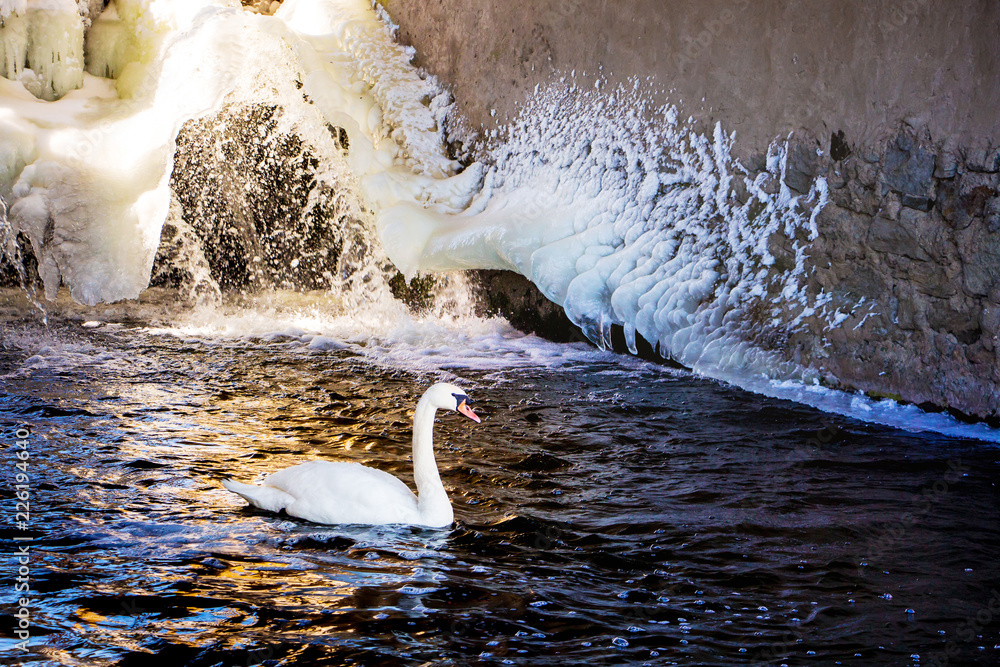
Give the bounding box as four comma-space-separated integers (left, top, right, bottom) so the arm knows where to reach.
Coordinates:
25, 2, 85, 100
85, 1, 135, 80
0, 1, 85, 100
0, 11, 28, 81
623, 321, 638, 355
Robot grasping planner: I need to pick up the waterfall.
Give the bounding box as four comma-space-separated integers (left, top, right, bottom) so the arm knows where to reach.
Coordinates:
0, 0, 853, 389
5, 0, 995, 440
0, 190, 46, 319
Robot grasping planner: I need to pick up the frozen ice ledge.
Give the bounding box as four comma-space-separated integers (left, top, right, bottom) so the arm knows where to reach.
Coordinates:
0, 0, 998, 430
379, 0, 1000, 426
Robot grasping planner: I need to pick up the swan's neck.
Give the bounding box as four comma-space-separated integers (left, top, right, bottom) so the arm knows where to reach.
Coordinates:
412, 395, 453, 524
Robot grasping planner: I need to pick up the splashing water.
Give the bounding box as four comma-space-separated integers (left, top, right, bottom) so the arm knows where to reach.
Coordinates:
0, 191, 47, 321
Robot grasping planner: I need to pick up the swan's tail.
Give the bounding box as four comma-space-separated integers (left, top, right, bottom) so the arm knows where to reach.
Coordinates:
222, 479, 295, 513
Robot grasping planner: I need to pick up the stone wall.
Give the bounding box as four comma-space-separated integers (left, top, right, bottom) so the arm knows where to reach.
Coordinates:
381, 0, 1000, 421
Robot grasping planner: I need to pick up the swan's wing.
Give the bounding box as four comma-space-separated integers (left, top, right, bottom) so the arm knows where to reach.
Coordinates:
263, 461, 420, 524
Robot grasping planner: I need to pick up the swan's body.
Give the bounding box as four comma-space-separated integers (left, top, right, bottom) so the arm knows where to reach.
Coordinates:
222, 382, 479, 528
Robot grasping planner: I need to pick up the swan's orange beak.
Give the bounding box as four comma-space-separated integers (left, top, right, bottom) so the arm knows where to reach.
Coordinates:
457, 400, 480, 423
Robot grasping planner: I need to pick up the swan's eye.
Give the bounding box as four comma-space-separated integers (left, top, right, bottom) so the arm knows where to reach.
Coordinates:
452, 393, 471, 406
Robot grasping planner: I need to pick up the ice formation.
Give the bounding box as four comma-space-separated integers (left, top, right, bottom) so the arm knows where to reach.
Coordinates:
404, 84, 842, 382
83, 0, 134, 80
0, 0, 86, 101
0, 0, 843, 377
0, 0, 480, 305
1, 0, 255, 304
8, 0, 971, 437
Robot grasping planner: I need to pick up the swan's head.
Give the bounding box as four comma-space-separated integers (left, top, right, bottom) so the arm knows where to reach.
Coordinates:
428, 382, 481, 423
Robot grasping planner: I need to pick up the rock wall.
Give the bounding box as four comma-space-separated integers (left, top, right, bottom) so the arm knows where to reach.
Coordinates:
382, 0, 1000, 422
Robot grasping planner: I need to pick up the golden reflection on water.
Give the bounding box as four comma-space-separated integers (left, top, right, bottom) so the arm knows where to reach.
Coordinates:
24, 340, 448, 656
9, 300, 1000, 666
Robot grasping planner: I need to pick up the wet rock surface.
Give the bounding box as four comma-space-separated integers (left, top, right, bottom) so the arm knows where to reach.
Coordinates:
164, 103, 355, 293
468, 269, 586, 343
794, 127, 1000, 423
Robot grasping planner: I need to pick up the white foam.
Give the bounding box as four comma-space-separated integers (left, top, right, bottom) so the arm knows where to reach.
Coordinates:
141, 284, 608, 378
735, 374, 1000, 444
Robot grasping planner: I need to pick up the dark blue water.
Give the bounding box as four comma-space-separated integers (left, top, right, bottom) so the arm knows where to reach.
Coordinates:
1, 307, 999, 666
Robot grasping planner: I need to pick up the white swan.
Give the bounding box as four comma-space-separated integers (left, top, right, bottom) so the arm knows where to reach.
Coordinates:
222, 382, 479, 528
